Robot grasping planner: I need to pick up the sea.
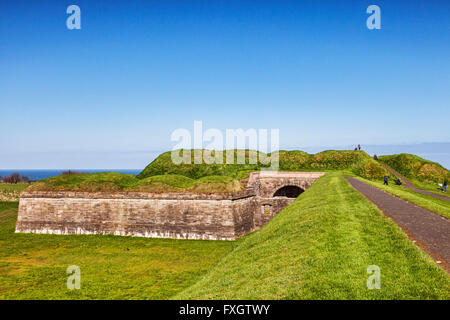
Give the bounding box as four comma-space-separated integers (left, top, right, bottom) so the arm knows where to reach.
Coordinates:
0, 169, 141, 182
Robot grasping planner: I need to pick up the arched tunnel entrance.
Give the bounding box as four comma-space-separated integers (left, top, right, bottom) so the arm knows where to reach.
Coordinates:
273, 185, 304, 198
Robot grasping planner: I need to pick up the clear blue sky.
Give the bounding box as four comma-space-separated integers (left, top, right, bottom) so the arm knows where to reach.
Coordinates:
1, 0, 449, 169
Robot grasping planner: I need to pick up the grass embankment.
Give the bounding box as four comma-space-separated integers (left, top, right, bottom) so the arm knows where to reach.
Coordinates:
176, 173, 450, 299
27, 172, 244, 193
138, 149, 388, 180
0, 202, 237, 299
0, 183, 29, 202
25, 149, 388, 193
356, 177, 450, 219
380, 154, 450, 197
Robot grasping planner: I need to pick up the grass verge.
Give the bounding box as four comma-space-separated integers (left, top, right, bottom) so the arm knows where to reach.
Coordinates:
356, 177, 450, 219
407, 178, 450, 199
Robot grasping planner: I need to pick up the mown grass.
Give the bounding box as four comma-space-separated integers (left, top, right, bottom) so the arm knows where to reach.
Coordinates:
175, 172, 450, 299
355, 177, 450, 219
0, 202, 237, 300
407, 178, 450, 199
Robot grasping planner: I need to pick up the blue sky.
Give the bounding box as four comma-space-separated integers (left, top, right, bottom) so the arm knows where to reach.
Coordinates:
1, 0, 449, 169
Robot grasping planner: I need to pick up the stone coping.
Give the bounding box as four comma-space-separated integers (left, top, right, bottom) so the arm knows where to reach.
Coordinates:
19, 171, 325, 200
247, 171, 326, 184
19, 190, 256, 200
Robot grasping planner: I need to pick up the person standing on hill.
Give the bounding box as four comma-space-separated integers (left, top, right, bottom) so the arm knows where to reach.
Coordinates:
444, 179, 447, 192
358, 144, 361, 150
384, 174, 389, 185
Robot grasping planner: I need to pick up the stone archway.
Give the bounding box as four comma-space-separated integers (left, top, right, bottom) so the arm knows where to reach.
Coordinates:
273, 185, 304, 198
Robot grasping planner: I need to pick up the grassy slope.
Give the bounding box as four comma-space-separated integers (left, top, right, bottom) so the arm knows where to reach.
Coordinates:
136, 150, 264, 180
138, 149, 387, 180
25, 149, 388, 193
380, 153, 449, 185
27, 172, 244, 193
356, 177, 450, 219
176, 173, 450, 299
0, 202, 237, 299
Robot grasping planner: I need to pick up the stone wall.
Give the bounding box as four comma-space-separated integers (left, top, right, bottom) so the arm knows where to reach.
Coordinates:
16, 191, 256, 240
16, 172, 325, 240
248, 171, 325, 197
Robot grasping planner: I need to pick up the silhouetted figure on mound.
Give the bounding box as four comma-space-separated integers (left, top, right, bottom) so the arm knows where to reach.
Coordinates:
358, 144, 361, 150
444, 180, 447, 192
373, 154, 378, 161
395, 178, 402, 186
384, 174, 389, 185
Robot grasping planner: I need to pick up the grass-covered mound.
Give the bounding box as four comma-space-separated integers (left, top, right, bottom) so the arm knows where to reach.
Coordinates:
175, 173, 450, 299
25, 149, 388, 193
278, 150, 386, 179
136, 149, 266, 180
379, 153, 450, 184
138, 149, 388, 180
27, 172, 244, 193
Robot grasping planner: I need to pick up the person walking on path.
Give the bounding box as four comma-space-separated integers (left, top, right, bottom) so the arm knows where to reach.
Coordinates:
444, 179, 448, 192
384, 174, 389, 185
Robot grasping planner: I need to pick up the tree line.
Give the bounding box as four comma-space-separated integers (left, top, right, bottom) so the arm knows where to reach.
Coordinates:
1, 173, 30, 184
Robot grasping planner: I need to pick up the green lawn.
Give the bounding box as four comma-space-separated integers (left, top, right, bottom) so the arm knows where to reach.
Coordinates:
0, 202, 237, 300
176, 172, 450, 299
356, 177, 450, 219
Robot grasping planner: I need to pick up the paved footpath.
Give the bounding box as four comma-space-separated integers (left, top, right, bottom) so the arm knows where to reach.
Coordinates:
381, 163, 450, 202
346, 177, 450, 272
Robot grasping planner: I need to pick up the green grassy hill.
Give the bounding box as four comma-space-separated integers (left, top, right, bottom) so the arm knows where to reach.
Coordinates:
379, 153, 449, 184
25, 149, 389, 193
137, 149, 264, 180
279, 150, 386, 179
138, 149, 387, 180
175, 173, 450, 299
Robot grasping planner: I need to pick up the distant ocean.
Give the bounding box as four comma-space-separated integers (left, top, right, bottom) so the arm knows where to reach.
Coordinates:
0, 169, 141, 182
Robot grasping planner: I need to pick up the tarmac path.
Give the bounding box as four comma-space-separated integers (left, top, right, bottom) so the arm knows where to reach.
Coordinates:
346, 177, 450, 273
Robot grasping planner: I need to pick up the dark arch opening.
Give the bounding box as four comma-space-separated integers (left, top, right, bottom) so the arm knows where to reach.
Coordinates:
273, 185, 304, 198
